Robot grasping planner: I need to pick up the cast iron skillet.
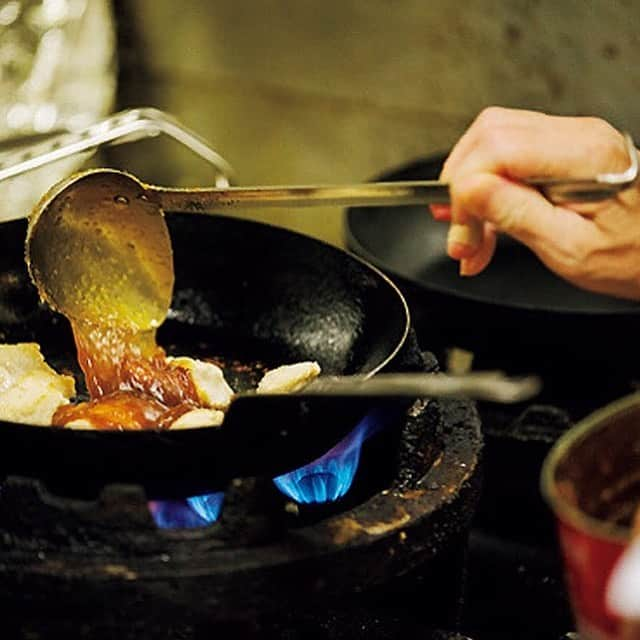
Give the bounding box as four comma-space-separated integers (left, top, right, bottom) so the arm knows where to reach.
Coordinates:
0, 215, 409, 498
346, 156, 640, 377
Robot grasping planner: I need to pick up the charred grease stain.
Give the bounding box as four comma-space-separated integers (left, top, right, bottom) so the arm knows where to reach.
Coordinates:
398, 489, 427, 500
330, 507, 411, 544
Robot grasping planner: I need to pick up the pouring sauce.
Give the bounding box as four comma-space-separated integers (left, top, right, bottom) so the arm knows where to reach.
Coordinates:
26, 171, 206, 430
53, 322, 200, 430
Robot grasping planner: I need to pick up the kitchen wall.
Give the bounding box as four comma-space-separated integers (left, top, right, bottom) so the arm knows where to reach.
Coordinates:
112, 0, 640, 246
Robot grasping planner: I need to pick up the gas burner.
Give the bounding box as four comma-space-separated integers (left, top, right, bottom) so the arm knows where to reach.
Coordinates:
148, 407, 398, 530
0, 348, 482, 639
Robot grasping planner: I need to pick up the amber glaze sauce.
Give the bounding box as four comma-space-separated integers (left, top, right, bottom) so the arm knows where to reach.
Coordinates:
53, 322, 200, 430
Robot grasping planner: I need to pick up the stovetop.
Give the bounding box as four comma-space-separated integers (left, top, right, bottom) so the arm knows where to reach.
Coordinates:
2, 333, 619, 639
463, 529, 571, 639
300, 355, 633, 639
260, 393, 581, 639
260, 525, 573, 640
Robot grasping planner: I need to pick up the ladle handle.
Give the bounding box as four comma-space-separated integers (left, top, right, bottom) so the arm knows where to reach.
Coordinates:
155, 181, 451, 209
0, 107, 636, 210
154, 132, 638, 210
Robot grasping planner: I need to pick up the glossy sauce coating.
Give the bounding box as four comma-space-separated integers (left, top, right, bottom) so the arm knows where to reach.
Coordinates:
53, 322, 200, 430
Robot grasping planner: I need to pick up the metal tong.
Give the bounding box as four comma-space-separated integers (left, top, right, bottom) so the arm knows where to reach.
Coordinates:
0, 107, 637, 212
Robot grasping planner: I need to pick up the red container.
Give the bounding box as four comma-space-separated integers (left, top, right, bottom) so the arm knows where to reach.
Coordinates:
542, 393, 640, 640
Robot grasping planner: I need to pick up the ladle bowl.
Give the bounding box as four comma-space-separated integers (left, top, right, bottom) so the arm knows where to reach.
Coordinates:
26, 169, 173, 331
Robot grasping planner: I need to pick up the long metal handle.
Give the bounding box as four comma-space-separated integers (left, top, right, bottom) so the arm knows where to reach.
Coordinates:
154, 132, 638, 211
155, 181, 451, 209
283, 371, 542, 404
0, 108, 636, 210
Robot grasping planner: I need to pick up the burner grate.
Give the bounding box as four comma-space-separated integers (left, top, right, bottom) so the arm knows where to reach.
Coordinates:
0, 346, 483, 638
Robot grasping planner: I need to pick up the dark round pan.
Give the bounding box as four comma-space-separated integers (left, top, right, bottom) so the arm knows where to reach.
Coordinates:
347, 155, 640, 315
346, 156, 640, 378
0, 215, 409, 498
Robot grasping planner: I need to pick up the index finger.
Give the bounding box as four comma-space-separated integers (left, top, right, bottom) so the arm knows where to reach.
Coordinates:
442, 107, 629, 184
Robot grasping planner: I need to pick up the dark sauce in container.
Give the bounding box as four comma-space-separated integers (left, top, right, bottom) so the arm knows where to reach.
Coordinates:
555, 410, 640, 529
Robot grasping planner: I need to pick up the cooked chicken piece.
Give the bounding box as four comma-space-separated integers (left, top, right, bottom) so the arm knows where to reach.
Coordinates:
166, 357, 234, 410
0, 343, 75, 426
256, 361, 321, 394
67, 407, 226, 431
170, 408, 225, 430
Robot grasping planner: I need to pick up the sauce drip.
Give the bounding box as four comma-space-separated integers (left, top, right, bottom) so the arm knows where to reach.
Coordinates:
53, 321, 200, 430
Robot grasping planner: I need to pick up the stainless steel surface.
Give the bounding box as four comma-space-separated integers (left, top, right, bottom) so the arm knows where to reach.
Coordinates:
1, 109, 637, 214
280, 371, 542, 404
0, 108, 233, 189
156, 180, 451, 209
157, 131, 637, 209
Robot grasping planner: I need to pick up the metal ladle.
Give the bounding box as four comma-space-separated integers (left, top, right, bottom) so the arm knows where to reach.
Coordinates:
19, 105, 638, 328
21, 114, 638, 403
25, 126, 639, 331
25, 168, 544, 404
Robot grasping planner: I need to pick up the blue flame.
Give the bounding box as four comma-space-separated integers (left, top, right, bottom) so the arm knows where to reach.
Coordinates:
148, 407, 396, 525
187, 493, 224, 522
273, 408, 391, 504
148, 492, 224, 529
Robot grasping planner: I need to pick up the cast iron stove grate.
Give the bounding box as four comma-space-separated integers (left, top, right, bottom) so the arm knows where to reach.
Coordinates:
0, 341, 483, 639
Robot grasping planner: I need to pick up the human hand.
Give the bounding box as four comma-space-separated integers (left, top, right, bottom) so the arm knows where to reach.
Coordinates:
432, 107, 640, 301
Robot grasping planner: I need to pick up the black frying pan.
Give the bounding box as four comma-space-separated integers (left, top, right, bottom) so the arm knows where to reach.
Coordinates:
0, 215, 409, 497
346, 156, 640, 377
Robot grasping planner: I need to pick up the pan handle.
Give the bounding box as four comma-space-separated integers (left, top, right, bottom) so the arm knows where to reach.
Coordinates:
265, 371, 543, 404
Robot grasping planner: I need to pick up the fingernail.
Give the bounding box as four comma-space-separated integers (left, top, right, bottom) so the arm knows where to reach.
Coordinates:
429, 204, 451, 221
459, 258, 472, 276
